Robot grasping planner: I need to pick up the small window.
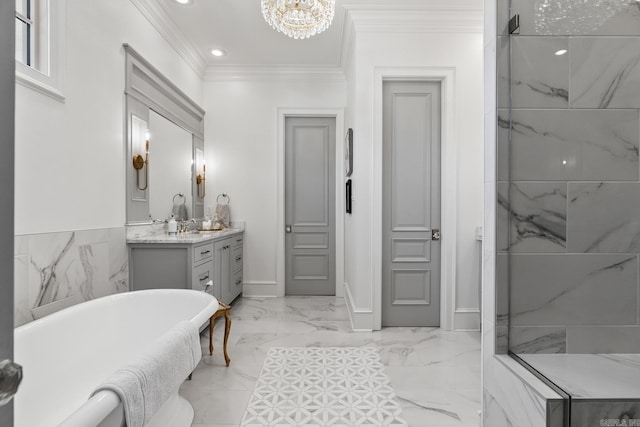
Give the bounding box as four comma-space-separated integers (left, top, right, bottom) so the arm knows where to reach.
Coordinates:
15, 0, 65, 101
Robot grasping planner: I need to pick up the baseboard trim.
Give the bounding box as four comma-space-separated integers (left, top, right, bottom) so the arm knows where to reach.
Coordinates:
344, 282, 374, 332
242, 282, 278, 298
454, 308, 480, 331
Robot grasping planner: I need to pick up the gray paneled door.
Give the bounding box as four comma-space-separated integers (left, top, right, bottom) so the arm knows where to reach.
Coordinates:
285, 117, 336, 295
382, 81, 441, 327
0, 0, 15, 423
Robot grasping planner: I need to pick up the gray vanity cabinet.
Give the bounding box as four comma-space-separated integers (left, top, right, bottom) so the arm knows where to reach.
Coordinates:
215, 234, 244, 304
128, 231, 244, 303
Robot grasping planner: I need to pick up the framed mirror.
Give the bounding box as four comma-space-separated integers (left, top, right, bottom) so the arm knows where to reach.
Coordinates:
124, 44, 205, 224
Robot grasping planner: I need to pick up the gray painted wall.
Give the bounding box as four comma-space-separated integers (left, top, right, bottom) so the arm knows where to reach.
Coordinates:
0, 0, 15, 423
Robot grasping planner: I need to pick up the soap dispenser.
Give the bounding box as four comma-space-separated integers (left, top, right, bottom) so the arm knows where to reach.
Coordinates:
168, 214, 177, 236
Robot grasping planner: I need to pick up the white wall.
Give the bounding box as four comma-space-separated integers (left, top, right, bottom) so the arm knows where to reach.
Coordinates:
202, 79, 347, 290
14, 0, 203, 235
345, 31, 484, 330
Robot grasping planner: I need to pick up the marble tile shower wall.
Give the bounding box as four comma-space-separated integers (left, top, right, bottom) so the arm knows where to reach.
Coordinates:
14, 228, 128, 327
496, 0, 640, 355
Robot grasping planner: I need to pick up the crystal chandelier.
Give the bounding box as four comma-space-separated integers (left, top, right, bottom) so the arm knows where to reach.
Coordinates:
261, 0, 336, 40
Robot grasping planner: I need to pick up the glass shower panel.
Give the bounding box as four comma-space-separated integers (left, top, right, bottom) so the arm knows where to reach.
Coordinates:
502, 0, 640, 425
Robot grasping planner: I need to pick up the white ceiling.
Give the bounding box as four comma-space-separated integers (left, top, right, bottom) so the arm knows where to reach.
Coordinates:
160, 0, 348, 68
136, 0, 484, 74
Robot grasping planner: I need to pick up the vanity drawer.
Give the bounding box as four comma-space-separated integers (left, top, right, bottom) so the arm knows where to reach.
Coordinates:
193, 242, 214, 264
231, 270, 243, 297
192, 261, 214, 294
231, 245, 243, 273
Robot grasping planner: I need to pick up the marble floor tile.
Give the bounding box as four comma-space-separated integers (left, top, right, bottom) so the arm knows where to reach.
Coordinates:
180, 296, 482, 427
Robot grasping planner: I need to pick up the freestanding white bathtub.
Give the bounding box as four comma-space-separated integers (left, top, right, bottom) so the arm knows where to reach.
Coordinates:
14, 289, 219, 427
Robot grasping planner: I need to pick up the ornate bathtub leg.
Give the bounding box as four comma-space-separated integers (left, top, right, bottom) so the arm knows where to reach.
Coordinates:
223, 307, 231, 366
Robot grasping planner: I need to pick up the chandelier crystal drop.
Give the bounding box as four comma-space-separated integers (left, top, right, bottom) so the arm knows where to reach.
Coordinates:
261, 0, 336, 40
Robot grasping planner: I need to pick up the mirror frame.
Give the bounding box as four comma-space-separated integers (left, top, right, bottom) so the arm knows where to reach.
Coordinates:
124, 44, 205, 224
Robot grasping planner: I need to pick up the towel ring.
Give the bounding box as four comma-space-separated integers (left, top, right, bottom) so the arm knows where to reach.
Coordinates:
216, 193, 230, 205
173, 193, 186, 204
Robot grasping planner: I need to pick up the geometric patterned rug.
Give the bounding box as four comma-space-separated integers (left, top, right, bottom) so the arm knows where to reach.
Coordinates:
240, 347, 408, 426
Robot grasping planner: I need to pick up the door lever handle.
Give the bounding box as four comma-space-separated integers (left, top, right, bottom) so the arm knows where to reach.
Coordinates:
431, 229, 441, 241
285, 225, 292, 233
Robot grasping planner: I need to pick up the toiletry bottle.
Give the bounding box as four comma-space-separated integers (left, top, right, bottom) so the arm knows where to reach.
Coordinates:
168, 214, 177, 235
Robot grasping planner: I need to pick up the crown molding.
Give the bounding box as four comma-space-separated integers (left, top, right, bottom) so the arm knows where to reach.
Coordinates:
130, 0, 207, 77
347, 9, 483, 34
204, 66, 346, 82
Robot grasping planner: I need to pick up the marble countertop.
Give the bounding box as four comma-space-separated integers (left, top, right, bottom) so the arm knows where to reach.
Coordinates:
127, 227, 243, 244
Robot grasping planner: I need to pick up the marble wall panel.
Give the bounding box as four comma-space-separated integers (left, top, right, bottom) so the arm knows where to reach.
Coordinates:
567, 326, 640, 353
497, 0, 509, 35
498, 109, 639, 181
509, 0, 640, 36
109, 227, 129, 293
511, 37, 570, 109
14, 255, 29, 328
571, 400, 640, 427
510, 254, 638, 326
15, 227, 128, 325
497, 36, 510, 110
509, 326, 567, 354
496, 254, 509, 354
497, 182, 567, 253
568, 183, 640, 253
571, 38, 640, 109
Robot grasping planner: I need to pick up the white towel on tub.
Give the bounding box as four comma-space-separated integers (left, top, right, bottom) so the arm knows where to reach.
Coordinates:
91, 320, 201, 427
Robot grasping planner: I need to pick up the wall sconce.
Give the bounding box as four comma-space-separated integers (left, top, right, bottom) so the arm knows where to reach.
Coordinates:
132, 132, 150, 191
196, 162, 206, 198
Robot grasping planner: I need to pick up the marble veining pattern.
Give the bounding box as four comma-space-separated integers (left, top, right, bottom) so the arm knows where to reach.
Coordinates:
571, 38, 640, 109
241, 347, 407, 426
509, 37, 570, 109
498, 109, 640, 181
180, 297, 481, 427
14, 227, 127, 326
497, 182, 567, 253
509, 254, 638, 326
483, 355, 558, 427
568, 183, 640, 253
509, 327, 567, 354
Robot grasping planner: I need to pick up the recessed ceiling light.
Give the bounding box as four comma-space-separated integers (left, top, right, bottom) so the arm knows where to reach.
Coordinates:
211, 49, 226, 57
555, 49, 568, 56
174, 0, 192, 4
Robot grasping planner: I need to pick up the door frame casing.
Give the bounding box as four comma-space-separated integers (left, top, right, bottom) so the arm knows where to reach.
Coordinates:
277, 109, 345, 298
374, 67, 457, 331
